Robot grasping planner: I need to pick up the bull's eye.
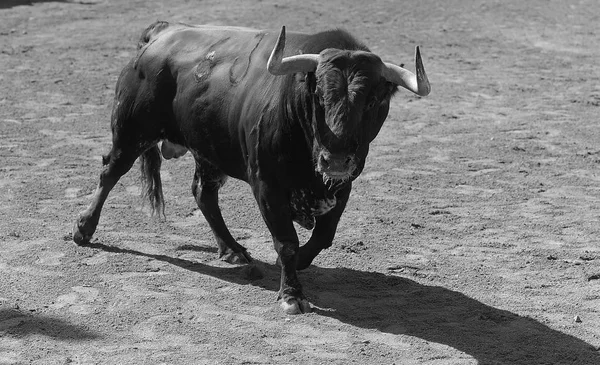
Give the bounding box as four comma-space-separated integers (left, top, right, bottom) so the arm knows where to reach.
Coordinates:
366, 97, 378, 110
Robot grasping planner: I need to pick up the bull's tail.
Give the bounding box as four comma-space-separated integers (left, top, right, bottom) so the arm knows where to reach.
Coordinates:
140, 145, 165, 217
138, 20, 170, 49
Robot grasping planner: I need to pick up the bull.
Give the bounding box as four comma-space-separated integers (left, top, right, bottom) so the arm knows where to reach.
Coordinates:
73, 21, 430, 314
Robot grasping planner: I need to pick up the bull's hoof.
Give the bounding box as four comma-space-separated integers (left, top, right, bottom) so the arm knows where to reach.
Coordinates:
221, 250, 253, 265
72, 221, 92, 246
280, 297, 311, 315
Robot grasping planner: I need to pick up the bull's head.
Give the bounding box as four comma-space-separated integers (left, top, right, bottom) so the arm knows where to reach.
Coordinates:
268, 26, 430, 184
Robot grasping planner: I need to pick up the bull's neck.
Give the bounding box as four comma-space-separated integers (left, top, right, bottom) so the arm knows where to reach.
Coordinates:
284, 76, 317, 154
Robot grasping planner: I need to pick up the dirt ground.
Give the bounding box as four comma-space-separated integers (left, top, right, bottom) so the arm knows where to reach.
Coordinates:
1, 0, 600, 364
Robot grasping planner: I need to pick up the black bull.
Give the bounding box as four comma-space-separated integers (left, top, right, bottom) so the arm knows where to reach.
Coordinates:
73, 21, 430, 314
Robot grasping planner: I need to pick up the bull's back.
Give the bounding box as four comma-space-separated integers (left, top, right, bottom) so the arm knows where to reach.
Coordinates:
137, 22, 311, 99
139, 23, 275, 80
131, 23, 311, 180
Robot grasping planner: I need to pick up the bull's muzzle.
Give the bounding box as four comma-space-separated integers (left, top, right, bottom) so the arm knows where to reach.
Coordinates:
317, 151, 356, 181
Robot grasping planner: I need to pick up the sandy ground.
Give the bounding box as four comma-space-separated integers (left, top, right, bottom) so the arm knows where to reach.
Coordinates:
2, 0, 600, 364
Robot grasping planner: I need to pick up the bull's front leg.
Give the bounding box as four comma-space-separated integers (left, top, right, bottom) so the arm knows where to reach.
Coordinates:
252, 180, 311, 314
297, 183, 352, 270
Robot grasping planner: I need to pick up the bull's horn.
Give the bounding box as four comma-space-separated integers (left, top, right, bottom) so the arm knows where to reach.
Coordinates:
268, 26, 319, 75
383, 46, 430, 96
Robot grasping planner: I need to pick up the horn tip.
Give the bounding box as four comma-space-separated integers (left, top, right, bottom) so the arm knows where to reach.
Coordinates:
277, 26, 286, 45
415, 46, 430, 97
268, 26, 287, 75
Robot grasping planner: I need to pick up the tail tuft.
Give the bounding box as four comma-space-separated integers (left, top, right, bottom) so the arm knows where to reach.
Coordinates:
140, 145, 165, 217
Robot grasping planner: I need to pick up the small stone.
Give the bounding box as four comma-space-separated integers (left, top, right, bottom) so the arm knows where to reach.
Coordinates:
588, 274, 600, 281
575, 315, 582, 323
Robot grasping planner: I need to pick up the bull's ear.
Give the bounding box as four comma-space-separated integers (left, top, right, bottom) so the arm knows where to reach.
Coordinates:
267, 26, 319, 76
382, 46, 430, 96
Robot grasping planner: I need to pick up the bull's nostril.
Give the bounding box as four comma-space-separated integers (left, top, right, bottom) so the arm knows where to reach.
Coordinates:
319, 155, 330, 170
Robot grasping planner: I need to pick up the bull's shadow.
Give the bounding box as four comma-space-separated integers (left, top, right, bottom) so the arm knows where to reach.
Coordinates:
86, 241, 599, 365
304, 267, 600, 365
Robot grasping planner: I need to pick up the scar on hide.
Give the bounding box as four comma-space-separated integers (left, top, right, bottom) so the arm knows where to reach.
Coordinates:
229, 32, 266, 85
194, 37, 231, 83
195, 51, 217, 82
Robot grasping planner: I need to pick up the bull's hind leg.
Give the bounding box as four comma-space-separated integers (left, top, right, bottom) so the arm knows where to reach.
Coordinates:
73, 65, 165, 245
73, 145, 144, 245
192, 160, 252, 264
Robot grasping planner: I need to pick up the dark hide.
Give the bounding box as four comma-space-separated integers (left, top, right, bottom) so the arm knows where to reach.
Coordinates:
74, 21, 412, 314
